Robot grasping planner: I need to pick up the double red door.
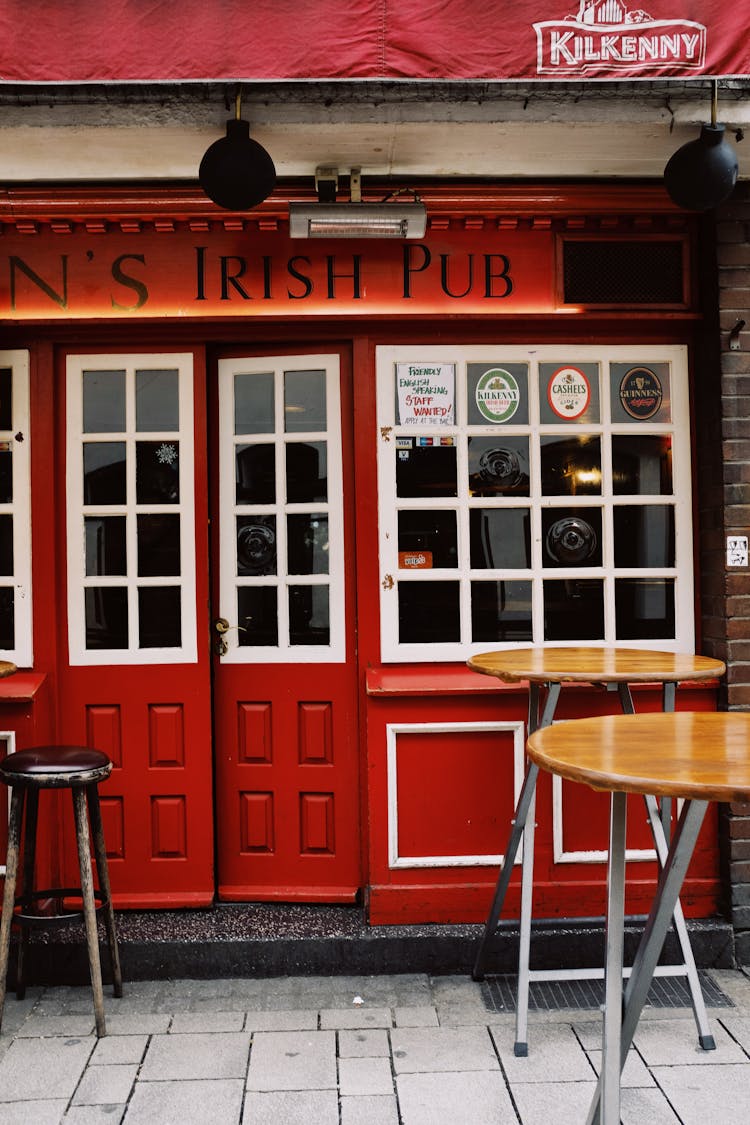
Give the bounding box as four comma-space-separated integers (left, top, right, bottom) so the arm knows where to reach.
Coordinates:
57, 345, 361, 906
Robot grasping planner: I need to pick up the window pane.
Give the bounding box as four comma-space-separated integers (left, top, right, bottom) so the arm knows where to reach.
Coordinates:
612, 435, 673, 495
237, 517, 277, 576
544, 579, 604, 640
85, 587, 128, 649
0, 449, 11, 504
235, 372, 274, 434
284, 369, 326, 432
614, 506, 675, 568
85, 516, 126, 576
470, 509, 530, 569
286, 441, 328, 503
236, 443, 275, 505
83, 370, 126, 432
138, 586, 181, 647
288, 514, 329, 575
238, 586, 278, 646
0, 368, 11, 430
137, 514, 181, 576
616, 578, 675, 639
542, 509, 602, 567
538, 362, 600, 425
466, 362, 529, 425
83, 442, 126, 505
0, 587, 14, 648
541, 435, 601, 496
468, 437, 529, 496
136, 369, 179, 432
289, 585, 330, 645
471, 580, 533, 642
0, 515, 12, 575
398, 510, 458, 569
136, 441, 180, 504
399, 581, 460, 643
396, 442, 457, 498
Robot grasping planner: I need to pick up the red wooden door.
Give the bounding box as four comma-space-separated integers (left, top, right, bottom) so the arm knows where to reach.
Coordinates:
58, 350, 214, 906
211, 349, 361, 901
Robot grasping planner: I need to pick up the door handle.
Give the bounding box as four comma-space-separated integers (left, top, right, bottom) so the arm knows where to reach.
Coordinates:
213, 617, 248, 654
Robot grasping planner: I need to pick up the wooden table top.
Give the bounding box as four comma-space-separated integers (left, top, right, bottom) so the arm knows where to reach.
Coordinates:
527, 711, 750, 802
0, 661, 17, 679
467, 647, 726, 685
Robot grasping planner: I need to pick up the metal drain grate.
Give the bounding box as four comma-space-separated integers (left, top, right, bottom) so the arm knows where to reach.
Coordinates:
481, 971, 733, 1013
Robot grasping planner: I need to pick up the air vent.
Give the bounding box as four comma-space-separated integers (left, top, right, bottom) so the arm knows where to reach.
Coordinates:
562, 239, 686, 306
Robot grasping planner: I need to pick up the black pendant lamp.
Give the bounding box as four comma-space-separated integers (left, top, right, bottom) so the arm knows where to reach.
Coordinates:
199, 90, 276, 210
664, 81, 738, 211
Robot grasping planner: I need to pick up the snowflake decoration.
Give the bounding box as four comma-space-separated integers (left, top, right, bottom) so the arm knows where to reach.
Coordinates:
156, 442, 178, 466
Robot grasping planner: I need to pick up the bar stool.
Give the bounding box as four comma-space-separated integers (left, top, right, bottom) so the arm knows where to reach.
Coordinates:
0, 745, 123, 1036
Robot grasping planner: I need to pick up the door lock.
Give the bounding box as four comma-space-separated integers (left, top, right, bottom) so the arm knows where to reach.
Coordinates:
213, 617, 248, 655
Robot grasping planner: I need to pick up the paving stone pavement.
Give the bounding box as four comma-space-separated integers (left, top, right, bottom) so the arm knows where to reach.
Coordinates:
0, 968, 748, 1123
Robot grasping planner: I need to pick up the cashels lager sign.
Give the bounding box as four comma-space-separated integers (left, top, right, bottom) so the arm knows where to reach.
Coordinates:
535, 2, 706, 76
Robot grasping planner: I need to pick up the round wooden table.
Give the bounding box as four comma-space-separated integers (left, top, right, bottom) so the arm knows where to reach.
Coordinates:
0, 662, 16, 679
526, 710, 750, 1125
468, 647, 726, 1055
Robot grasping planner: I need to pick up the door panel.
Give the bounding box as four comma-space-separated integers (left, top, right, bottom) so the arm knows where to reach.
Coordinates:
212, 350, 360, 900
59, 350, 214, 906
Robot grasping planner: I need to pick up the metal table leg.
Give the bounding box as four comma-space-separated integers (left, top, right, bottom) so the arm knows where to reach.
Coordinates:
617, 681, 715, 1050
473, 682, 560, 986
600, 790, 628, 1125
586, 798, 709, 1125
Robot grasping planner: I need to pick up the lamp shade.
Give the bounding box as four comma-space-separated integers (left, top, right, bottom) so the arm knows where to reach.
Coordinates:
199, 118, 276, 210
663, 123, 738, 211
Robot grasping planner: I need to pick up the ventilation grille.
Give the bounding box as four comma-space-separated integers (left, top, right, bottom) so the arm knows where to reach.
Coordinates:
562, 240, 685, 306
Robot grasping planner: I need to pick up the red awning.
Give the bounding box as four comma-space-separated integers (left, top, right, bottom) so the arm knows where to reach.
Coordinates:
0, 1, 747, 83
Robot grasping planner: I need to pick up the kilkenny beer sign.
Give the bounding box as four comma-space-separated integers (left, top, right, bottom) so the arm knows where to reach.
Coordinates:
536, 3, 707, 76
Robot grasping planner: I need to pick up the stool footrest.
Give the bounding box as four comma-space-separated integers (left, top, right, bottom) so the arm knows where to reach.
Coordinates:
13, 888, 108, 929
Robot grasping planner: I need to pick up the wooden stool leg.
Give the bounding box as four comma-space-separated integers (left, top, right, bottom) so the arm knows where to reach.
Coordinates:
15, 786, 39, 1001
86, 787, 123, 998
0, 788, 24, 1031
72, 786, 107, 1036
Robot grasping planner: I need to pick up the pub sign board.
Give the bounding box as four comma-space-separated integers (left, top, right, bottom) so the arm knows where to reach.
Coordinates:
0, 228, 556, 320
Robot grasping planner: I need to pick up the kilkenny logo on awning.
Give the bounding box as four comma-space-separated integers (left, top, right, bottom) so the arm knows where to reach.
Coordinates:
534, 2, 706, 75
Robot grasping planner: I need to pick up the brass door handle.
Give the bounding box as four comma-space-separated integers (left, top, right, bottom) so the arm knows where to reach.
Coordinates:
213, 617, 248, 654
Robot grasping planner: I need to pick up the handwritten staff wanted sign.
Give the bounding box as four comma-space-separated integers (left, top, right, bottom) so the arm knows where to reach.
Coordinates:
396, 363, 455, 426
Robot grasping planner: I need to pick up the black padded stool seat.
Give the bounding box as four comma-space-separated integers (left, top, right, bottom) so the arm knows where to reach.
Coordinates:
0, 744, 123, 1036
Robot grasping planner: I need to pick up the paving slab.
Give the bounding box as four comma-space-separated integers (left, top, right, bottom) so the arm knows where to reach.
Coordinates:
633, 1016, 747, 1065
63, 1107, 127, 1125
338, 1055, 395, 1096
101, 1014, 170, 1037
585, 1046, 656, 1087
393, 1007, 439, 1028
397, 1070, 517, 1125
241, 1089, 338, 1125
490, 1023, 593, 1082
340, 1094, 400, 1125
390, 1026, 498, 1073
338, 1029, 390, 1057
509, 1080, 599, 1125
246, 1029, 337, 1091
244, 1010, 318, 1032
138, 1031, 250, 1081
620, 1087, 681, 1124
650, 1062, 750, 1124
15, 1014, 96, 1038
0, 1036, 93, 1101
89, 1035, 148, 1066
122, 1078, 244, 1124
63, 1106, 127, 1125
0, 1100, 69, 1124
72, 1064, 138, 1105
319, 1007, 392, 1030
719, 1014, 750, 1052
168, 1011, 244, 1033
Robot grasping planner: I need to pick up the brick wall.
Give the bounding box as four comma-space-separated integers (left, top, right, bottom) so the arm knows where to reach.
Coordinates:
713, 182, 750, 963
